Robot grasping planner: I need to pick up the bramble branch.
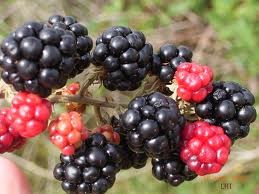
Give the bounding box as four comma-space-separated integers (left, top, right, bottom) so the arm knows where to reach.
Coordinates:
49, 94, 128, 108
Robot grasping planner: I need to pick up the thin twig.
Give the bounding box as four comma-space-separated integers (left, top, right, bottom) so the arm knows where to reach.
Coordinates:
93, 106, 105, 125
49, 94, 128, 108
4, 153, 53, 181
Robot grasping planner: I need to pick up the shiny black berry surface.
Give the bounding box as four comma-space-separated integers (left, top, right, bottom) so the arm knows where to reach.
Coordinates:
152, 153, 197, 186
195, 81, 257, 140
112, 117, 148, 170
53, 134, 122, 194
151, 44, 192, 83
120, 92, 185, 159
0, 14, 92, 97
92, 26, 153, 91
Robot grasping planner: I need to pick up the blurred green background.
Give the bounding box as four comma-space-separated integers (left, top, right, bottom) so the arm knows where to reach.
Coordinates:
1, 0, 259, 194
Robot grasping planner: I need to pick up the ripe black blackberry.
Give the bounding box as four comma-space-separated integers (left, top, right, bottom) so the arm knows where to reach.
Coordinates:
92, 26, 153, 91
53, 133, 122, 194
112, 116, 148, 169
195, 81, 257, 140
0, 15, 92, 97
120, 92, 185, 159
152, 152, 197, 186
151, 44, 193, 83
47, 15, 93, 77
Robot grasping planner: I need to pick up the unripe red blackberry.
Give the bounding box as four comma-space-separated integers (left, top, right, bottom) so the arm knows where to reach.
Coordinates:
92, 26, 153, 91
48, 111, 89, 155
0, 14, 92, 97
53, 133, 122, 194
8, 92, 52, 138
0, 108, 26, 153
151, 44, 193, 83
180, 121, 231, 175
152, 153, 197, 186
120, 92, 185, 159
195, 81, 257, 140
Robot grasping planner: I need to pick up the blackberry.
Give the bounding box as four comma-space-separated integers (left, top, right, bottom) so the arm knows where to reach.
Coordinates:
152, 152, 197, 186
195, 81, 257, 140
92, 26, 153, 91
47, 15, 93, 77
120, 92, 185, 159
0, 15, 92, 97
53, 133, 122, 194
112, 117, 148, 169
151, 44, 192, 83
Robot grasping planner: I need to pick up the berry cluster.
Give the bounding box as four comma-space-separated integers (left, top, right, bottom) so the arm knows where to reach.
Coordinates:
0, 15, 257, 194
0, 108, 26, 153
112, 118, 148, 169
49, 111, 88, 155
180, 121, 231, 175
93, 26, 153, 91
8, 92, 52, 138
152, 153, 197, 186
47, 15, 93, 77
152, 44, 193, 83
120, 92, 185, 158
195, 81, 257, 140
53, 134, 122, 194
175, 62, 213, 102
0, 15, 92, 97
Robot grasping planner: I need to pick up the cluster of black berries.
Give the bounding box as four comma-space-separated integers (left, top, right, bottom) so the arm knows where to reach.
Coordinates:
112, 117, 148, 169
152, 153, 197, 186
92, 26, 153, 91
151, 44, 193, 83
0, 14, 92, 97
120, 92, 185, 159
116, 92, 196, 186
195, 81, 257, 140
53, 134, 122, 194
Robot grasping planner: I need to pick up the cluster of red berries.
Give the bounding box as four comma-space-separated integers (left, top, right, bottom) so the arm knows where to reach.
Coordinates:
0, 92, 51, 153
175, 62, 213, 103
180, 121, 231, 175
48, 111, 88, 155
0, 15, 257, 194
0, 108, 26, 153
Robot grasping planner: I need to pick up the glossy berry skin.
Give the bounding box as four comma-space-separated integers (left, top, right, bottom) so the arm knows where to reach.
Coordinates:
195, 81, 257, 140
53, 134, 122, 194
92, 26, 153, 91
175, 62, 213, 103
0, 14, 92, 97
48, 111, 88, 155
151, 44, 193, 83
0, 108, 26, 153
180, 121, 231, 176
8, 92, 52, 138
63, 83, 86, 113
94, 124, 120, 145
111, 118, 148, 169
120, 92, 185, 159
152, 153, 197, 186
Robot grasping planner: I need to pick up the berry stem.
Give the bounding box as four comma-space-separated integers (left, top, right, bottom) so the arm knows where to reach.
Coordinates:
49, 94, 128, 108
135, 76, 162, 96
93, 105, 105, 125
4, 153, 53, 180
78, 65, 104, 96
